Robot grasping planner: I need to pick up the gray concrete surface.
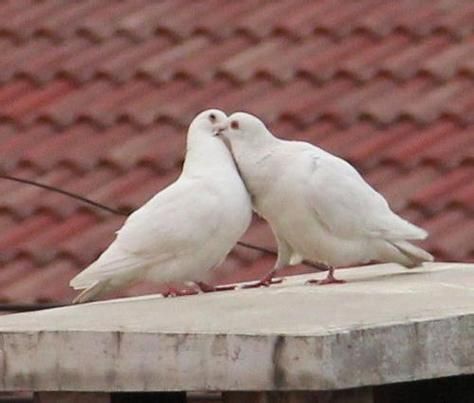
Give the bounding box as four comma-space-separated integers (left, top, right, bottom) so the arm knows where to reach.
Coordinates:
0, 262, 473, 392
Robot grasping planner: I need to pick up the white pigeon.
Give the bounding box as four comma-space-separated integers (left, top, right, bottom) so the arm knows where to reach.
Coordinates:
70, 109, 252, 303
221, 112, 433, 286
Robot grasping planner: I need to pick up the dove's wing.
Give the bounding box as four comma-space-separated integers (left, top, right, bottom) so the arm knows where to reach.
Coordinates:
116, 179, 221, 256
297, 144, 427, 241
71, 177, 222, 286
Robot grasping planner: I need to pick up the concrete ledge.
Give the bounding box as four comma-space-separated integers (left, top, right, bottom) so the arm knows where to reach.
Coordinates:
0, 263, 473, 392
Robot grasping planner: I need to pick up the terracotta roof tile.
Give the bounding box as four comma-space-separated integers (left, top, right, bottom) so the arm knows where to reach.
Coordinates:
1, 80, 75, 122
39, 167, 119, 217
117, 0, 192, 40
402, 77, 471, 124
414, 126, 474, 165
0, 258, 36, 298
343, 122, 414, 165
422, 35, 474, 79
87, 166, 158, 206
76, 0, 151, 41
297, 33, 373, 82
138, 36, 211, 82
97, 37, 172, 83
105, 123, 184, 170
58, 37, 132, 83
439, 1, 474, 39
60, 216, 124, 265
412, 165, 474, 213
0, 0, 472, 303
357, 2, 411, 37
446, 86, 474, 123
0, 259, 77, 303
364, 76, 434, 124
123, 79, 193, 126
21, 123, 97, 168
275, 0, 342, 38
376, 166, 440, 211
380, 34, 452, 80
284, 78, 356, 125
339, 33, 412, 80
19, 212, 97, 265
34, 1, 102, 40
235, 0, 308, 38
1, 0, 65, 41
329, 77, 398, 125
309, 0, 378, 37
191, 0, 257, 39
380, 120, 459, 165
0, 167, 75, 218
37, 80, 112, 127
437, 220, 474, 261
0, 124, 54, 171
0, 213, 57, 250
82, 80, 152, 125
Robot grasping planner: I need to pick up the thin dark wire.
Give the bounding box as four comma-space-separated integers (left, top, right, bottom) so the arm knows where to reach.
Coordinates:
0, 302, 67, 312
0, 174, 128, 216
0, 175, 327, 272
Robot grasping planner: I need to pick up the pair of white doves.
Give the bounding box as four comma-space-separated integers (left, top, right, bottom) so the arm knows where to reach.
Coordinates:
70, 109, 433, 303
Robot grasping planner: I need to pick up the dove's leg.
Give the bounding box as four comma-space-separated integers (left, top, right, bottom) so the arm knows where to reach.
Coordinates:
195, 281, 236, 293
162, 286, 198, 297
241, 237, 290, 289
306, 265, 346, 285
241, 269, 282, 289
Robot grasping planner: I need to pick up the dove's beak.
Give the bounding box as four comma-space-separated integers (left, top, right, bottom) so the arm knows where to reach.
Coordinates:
214, 123, 227, 136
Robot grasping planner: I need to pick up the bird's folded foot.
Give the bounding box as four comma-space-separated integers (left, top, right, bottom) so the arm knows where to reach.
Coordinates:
241, 274, 283, 289
306, 264, 345, 286
162, 287, 198, 297
306, 274, 346, 286
195, 281, 236, 293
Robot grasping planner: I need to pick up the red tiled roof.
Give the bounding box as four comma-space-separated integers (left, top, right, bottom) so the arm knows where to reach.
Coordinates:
0, 0, 472, 303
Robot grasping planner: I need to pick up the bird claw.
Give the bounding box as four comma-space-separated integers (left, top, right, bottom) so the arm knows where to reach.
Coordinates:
196, 281, 236, 293
213, 284, 237, 292
306, 277, 346, 286
241, 277, 283, 289
162, 287, 198, 297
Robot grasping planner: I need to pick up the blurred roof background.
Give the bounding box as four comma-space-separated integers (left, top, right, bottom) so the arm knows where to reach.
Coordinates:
0, 0, 472, 304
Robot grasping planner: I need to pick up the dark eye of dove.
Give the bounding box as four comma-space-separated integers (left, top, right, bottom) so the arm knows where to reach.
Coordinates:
230, 120, 239, 130
209, 113, 216, 122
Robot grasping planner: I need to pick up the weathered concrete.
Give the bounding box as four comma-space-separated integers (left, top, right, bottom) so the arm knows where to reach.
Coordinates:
34, 392, 109, 403
34, 392, 186, 403
222, 391, 318, 403
0, 262, 473, 392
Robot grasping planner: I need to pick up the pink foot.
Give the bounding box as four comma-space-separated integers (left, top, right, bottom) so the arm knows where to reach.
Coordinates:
241, 272, 283, 289
306, 276, 346, 286
242, 278, 283, 289
306, 265, 345, 286
162, 287, 198, 297
196, 281, 236, 293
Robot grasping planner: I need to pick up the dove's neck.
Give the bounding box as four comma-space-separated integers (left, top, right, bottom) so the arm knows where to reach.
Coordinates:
227, 133, 281, 194
182, 135, 236, 178
229, 132, 279, 167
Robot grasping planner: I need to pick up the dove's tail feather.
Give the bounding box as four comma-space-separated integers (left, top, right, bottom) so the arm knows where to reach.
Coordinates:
379, 239, 433, 268
391, 240, 434, 267
69, 258, 127, 290
72, 280, 109, 304
70, 246, 147, 303
379, 213, 428, 240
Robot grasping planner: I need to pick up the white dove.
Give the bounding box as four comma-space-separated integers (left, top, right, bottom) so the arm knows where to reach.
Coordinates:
70, 109, 252, 303
221, 112, 433, 287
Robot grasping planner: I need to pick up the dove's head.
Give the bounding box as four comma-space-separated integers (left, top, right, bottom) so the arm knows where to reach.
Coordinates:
188, 109, 228, 140
222, 112, 272, 147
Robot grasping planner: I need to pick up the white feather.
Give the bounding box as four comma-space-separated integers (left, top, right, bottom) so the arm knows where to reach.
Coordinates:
224, 112, 433, 270
70, 109, 252, 302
